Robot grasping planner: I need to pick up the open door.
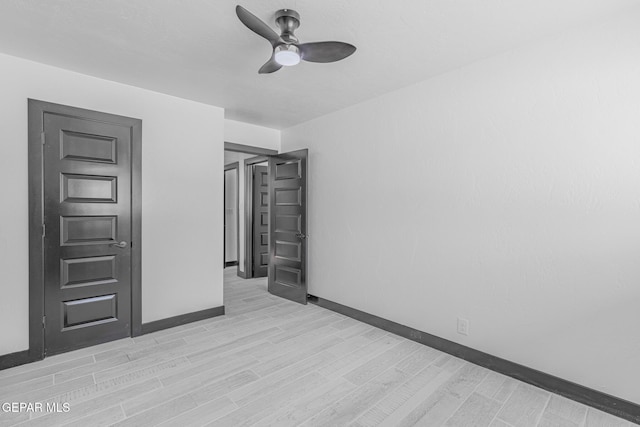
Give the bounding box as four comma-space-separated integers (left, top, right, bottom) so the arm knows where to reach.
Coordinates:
268, 149, 308, 304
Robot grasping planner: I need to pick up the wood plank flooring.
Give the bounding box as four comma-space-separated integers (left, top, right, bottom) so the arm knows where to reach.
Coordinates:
0, 268, 634, 426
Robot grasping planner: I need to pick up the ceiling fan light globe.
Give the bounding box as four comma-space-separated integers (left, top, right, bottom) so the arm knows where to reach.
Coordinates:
274, 44, 301, 66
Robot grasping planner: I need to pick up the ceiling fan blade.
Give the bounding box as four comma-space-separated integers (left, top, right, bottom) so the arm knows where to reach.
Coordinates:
258, 54, 283, 74
299, 41, 356, 63
236, 5, 280, 46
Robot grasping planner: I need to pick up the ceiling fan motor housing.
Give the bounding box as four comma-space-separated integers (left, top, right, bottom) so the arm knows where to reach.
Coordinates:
275, 9, 300, 43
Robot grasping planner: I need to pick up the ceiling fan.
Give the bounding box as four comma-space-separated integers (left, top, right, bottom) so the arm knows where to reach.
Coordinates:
235, 5, 357, 74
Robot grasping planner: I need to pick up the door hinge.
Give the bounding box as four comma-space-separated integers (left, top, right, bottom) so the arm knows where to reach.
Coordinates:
41, 132, 45, 145
42, 223, 46, 238
42, 316, 46, 328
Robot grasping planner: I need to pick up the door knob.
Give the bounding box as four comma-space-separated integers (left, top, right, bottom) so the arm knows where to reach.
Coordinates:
295, 233, 307, 239
110, 241, 128, 248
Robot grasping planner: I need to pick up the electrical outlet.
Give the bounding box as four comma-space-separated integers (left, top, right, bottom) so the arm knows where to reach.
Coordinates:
457, 317, 469, 336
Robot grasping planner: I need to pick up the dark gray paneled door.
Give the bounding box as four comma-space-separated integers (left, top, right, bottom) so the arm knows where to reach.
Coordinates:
43, 111, 133, 355
268, 149, 308, 304
253, 165, 269, 278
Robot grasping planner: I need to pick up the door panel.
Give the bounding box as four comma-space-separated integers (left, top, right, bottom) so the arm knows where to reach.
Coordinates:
61, 173, 118, 203
62, 294, 117, 329
275, 241, 301, 261
60, 130, 117, 163
43, 112, 132, 355
60, 255, 117, 288
60, 216, 118, 245
252, 165, 269, 277
268, 149, 307, 305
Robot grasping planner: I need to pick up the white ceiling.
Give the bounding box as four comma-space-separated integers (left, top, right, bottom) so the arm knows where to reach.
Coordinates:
0, 0, 637, 129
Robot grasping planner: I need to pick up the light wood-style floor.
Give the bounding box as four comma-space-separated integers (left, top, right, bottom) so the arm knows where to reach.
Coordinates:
0, 268, 633, 427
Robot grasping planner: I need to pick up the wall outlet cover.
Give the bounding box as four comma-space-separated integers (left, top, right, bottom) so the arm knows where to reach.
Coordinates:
457, 317, 469, 336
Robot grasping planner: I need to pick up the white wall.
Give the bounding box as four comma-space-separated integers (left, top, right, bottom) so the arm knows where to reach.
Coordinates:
281, 11, 640, 404
0, 53, 224, 355
224, 119, 280, 152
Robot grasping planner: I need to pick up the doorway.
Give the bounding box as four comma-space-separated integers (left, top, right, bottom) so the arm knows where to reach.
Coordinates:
28, 100, 142, 359
223, 142, 308, 305
224, 144, 276, 279
224, 163, 239, 268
